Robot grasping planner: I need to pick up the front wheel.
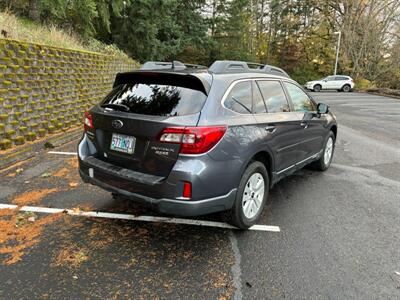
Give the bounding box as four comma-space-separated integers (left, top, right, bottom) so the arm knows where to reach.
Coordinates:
229, 161, 269, 229
312, 131, 335, 171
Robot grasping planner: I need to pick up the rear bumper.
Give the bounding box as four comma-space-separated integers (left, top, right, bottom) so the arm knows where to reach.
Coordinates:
79, 169, 236, 216
78, 133, 238, 216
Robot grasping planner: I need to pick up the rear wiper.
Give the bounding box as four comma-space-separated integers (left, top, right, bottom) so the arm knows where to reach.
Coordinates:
101, 103, 129, 112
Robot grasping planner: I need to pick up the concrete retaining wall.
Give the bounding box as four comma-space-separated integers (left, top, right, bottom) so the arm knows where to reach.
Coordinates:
0, 38, 137, 150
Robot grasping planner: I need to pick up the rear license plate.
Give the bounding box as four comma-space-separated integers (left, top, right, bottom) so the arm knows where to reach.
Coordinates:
110, 133, 136, 154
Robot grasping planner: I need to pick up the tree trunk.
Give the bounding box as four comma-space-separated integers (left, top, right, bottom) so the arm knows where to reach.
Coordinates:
28, 0, 40, 22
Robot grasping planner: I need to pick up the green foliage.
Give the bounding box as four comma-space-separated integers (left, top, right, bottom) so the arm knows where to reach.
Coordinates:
2, 0, 399, 88
111, 0, 208, 62
354, 78, 376, 90
291, 64, 322, 85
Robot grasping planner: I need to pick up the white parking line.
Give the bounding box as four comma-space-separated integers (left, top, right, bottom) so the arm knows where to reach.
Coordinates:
0, 204, 280, 232
48, 151, 77, 155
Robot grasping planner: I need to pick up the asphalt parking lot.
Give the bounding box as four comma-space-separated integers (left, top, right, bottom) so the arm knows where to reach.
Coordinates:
0, 92, 399, 299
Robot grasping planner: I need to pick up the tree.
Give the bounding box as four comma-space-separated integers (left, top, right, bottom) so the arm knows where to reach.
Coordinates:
2, 0, 399, 87
110, 0, 184, 62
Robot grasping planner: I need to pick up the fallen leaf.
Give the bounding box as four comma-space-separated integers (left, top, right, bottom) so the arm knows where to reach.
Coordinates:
41, 172, 51, 178
16, 168, 24, 175
53, 167, 68, 177
1, 211, 61, 264
69, 182, 78, 188
71, 207, 81, 214
54, 246, 89, 268
27, 216, 36, 222
12, 188, 59, 206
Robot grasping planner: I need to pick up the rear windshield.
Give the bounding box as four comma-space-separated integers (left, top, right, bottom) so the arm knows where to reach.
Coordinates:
102, 83, 207, 117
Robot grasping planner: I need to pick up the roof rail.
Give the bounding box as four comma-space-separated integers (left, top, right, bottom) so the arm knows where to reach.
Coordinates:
140, 61, 208, 71
208, 60, 290, 78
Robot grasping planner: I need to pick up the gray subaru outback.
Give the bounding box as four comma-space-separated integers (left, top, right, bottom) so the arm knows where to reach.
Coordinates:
78, 60, 337, 229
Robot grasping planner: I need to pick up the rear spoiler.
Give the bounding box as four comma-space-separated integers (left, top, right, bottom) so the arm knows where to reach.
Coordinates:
113, 71, 211, 95
140, 61, 207, 71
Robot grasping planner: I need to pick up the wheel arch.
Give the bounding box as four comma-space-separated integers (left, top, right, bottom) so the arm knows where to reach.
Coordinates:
330, 124, 337, 139
248, 150, 274, 187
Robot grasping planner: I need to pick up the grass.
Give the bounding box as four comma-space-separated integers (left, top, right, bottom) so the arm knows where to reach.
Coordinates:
0, 11, 129, 58
0, 11, 86, 50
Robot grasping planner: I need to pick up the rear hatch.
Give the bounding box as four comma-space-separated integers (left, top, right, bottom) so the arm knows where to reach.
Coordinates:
86, 72, 210, 177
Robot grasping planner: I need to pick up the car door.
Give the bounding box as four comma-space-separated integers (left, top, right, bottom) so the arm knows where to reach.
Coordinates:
253, 80, 307, 173
321, 76, 335, 90
283, 81, 326, 159
333, 76, 346, 89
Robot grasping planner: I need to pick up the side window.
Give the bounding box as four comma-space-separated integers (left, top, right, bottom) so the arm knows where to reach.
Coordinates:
252, 81, 266, 114
257, 80, 290, 113
284, 82, 316, 112
224, 81, 252, 114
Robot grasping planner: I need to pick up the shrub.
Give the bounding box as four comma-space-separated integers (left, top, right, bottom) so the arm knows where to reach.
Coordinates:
355, 78, 376, 90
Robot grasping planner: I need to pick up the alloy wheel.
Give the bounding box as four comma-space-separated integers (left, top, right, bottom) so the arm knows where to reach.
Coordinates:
242, 173, 265, 219
324, 137, 334, 165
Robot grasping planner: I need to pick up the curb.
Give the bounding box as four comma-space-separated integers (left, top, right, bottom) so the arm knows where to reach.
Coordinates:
0, 128, 81, 170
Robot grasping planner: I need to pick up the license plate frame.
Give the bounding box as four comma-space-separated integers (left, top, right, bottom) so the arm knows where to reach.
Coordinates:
110, 133, 136, 154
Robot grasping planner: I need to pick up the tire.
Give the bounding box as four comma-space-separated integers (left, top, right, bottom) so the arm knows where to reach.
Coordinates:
312, 131, 335, 171
229, 161, 269, 229
313, 84, 322, 92
342, 84, 351, 92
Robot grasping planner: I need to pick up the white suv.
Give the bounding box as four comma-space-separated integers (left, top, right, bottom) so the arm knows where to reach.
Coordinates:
305, 75, 354, 92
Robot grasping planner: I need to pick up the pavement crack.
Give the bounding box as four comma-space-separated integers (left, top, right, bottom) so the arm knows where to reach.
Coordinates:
229, 231, 243, 300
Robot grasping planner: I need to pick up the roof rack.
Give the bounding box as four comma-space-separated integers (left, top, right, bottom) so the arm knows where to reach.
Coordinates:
208, 60, 290, 78
140, 61, 207, 71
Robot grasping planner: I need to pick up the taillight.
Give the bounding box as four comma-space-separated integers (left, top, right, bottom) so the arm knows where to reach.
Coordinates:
158, 126, 227, 154
84, 111, 93, 131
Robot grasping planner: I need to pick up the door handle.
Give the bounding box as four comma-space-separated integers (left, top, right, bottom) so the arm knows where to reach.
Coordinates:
300, 122, 308, 129
265, 125, 276, 133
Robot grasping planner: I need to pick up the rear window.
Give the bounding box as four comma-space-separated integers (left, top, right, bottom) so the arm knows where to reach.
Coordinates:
102, 83, 207, 117
224, 81, 253, 114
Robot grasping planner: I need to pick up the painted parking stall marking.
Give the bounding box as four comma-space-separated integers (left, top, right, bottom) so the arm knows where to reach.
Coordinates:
0, 204, 280, 232
48, 151, 77, 155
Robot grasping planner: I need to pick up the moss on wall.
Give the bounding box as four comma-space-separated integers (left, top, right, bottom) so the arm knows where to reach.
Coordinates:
0, 38, 138, 149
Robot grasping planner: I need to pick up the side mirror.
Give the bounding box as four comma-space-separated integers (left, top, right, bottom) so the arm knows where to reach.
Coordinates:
317, 103, 329, 114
